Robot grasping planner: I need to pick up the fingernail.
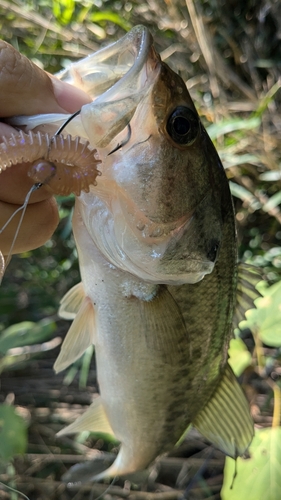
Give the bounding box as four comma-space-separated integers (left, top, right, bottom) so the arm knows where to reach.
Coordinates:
51, 76, 92, 113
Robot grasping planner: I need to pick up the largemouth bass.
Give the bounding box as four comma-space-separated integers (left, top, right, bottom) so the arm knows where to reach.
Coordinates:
12, 26, 258, 480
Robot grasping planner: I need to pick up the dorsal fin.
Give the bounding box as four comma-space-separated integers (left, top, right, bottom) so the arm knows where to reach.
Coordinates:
58, 282, 86, 320
54, 297, 96, 373
234, 263, 262, 329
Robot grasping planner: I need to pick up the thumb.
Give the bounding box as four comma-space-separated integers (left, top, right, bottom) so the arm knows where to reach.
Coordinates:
0, 40, 91, 117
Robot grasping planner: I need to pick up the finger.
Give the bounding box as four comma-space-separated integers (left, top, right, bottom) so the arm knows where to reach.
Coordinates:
0, 162, 54, 205
0, 197, 59, 254
0, 41, 91, 117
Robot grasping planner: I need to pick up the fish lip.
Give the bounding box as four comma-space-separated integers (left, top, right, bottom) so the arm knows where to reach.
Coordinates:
162, 266, 214, 285
93, 26, 160, 105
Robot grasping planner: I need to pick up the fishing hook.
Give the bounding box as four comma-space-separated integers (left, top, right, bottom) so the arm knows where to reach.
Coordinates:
108, 123, 132, 156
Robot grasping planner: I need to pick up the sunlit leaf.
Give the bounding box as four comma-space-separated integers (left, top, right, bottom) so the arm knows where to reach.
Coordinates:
0, 404, 27, 462
242, 281, 281, 346
206, 117, 260, 140
221, 427, 281, 500
229, 182, 261, 211
90, 11, 131, 31
220, 152, 260, 169
79, 345, 94, 388
228, 338, 252, 376
262, 192, 281, 212
52, 0, 75, 25
253, 80, 281, 118
259, 171, 281, 182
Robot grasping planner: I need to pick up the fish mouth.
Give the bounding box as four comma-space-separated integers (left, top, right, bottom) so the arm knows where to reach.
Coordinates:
63, 25, 161, 148
10, 27, 162, 145
58, 25, 158, 102
92, 25, 160, 103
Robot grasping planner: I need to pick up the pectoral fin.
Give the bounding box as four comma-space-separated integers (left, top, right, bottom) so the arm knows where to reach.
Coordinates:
140, 286, 188, 365
54, 297, 95, 373
192, 364, 254, 457
58, 282, 86, 320
57, 396, 115, 438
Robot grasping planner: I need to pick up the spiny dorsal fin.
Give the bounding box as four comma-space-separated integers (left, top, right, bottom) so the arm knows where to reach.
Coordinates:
192, 363, 254, 457
57, 396, 115, 437
54, 297, 95, 373
58, 282, 86, 320
234, 263, 262, 329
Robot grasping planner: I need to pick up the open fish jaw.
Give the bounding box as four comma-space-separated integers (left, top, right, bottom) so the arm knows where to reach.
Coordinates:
58, 25, 156, 100
9, 26, 161, 146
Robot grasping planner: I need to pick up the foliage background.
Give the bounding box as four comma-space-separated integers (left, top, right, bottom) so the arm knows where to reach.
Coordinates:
0, 0, 281, 499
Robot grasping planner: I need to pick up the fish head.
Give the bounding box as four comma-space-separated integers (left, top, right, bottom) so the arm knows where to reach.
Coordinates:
75, 26, 229, 285
9, 26, 228, 286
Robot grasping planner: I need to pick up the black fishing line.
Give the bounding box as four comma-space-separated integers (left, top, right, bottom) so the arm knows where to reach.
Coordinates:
108, 123, 132, 155
54, 109, 81, 136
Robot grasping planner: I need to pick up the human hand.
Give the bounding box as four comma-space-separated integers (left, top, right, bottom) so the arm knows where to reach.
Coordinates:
0, 41, 91, 255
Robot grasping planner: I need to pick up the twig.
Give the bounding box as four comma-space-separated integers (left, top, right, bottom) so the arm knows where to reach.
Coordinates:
0, 475, 184, 500
185, 0, 219, 98
184, 0, 256, 101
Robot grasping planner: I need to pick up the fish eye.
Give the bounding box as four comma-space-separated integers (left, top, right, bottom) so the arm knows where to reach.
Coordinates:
166, 106, 199, 145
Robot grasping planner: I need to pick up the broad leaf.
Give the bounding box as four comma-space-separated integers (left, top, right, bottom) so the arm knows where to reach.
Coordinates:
0, 318, 56, 354
221, 427, 281, 500
228, 338, 252, 376
242, 281, 281, 346
0, 404, 27, 462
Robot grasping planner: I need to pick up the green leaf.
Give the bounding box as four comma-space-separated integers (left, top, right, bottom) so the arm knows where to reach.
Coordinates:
252, 80, 281, 118
221, 427, 281, 500
242, 281, 281, 346
219, 152, 260, 169
229, 182, 261, 211
79, 345, 94, 389
90, 11, 131, 31
0, 404, 27, 462
228, 338, 252, 376
259, 171, 281, 182
262, 192, 281, 212
52, 0, 75, 25
206, 117, 260, 140
0, 318, 56, 354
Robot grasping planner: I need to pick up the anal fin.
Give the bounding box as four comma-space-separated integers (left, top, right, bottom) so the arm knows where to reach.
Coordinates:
192, 364, 254, 457
57, 396, 115, 438
54, 297, 95, 373
58, 282, 86, 320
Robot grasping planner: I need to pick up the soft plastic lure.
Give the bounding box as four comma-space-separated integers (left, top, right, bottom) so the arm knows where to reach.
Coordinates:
0, 130, 101, 196
0, 129, 101, 282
